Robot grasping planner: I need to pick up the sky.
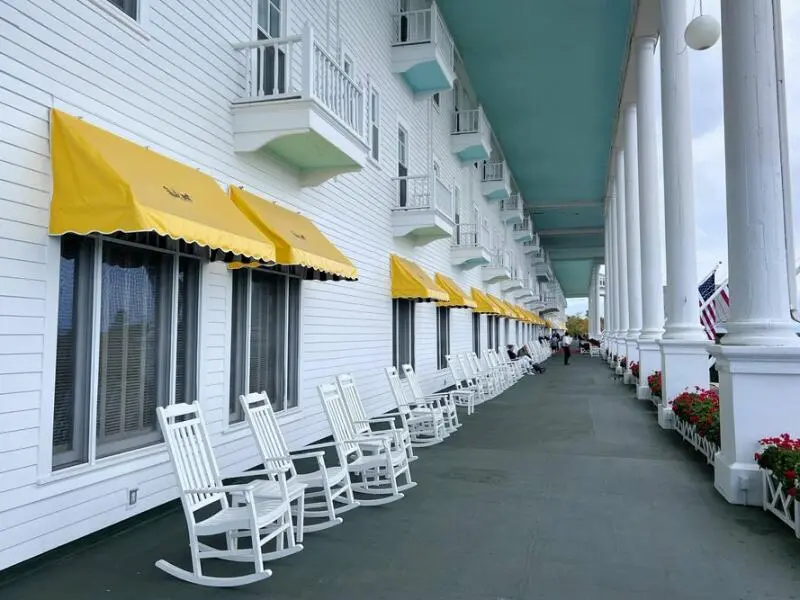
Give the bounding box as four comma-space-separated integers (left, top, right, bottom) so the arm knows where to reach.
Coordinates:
566, 0, 800, 317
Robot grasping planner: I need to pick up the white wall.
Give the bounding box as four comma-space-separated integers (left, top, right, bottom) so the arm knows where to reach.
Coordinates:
0, 0, 536, 570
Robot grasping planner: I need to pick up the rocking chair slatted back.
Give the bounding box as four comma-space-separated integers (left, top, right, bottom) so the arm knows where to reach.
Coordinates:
385, 366, 412, 410
319, 383, 360, 458
400, 364, 425, 401
157, 403, 226, 513
446, 354, 465, 383
335, 374, 369, 427
240, 392, 294, 478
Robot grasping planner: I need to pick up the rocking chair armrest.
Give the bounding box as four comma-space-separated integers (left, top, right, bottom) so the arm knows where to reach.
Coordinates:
184, 483, 257, 496
345, 437, 391, 449
362, 417, 398, 427
353, 419, 397, 431
289, 450, 326, 460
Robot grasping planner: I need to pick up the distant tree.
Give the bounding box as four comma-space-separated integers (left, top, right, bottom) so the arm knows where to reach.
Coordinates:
566, 315, 588, 337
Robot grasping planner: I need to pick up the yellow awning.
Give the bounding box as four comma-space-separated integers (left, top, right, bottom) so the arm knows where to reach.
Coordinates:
390, 255, 449, 302
490, 295, 511, 318
471, 288, 499, 314
48, 109, 276, 263
434, 274, 477, 309
229, 187, 358, 280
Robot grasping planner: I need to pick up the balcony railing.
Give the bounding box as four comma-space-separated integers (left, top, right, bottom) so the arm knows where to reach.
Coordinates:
501, 194, 522, 212
234, 23, 365, 141
482, 161, 506, 182
453, 223, 481, 247
391, 3, 455, 71
452, 107, 489, 135
393, 174, 453, 218
513, 216, 533, 235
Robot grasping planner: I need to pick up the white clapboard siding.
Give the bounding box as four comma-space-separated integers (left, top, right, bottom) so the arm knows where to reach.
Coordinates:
0, 0, 537, 571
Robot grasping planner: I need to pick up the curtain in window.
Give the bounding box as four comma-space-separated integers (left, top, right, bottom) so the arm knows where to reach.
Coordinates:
175, 257, 200, 405
249, 271, 287, 411
96, 242, 172, 458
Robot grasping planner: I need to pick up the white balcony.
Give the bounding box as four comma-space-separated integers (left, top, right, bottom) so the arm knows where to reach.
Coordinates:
391, 2, 456, 96
532, 248, 547, 265
522, 234, 540, 254
500, 194, 523, 224
450, 223, 492, 269
482, 250, 512, 284
512, 216, 534, 242
480, 161, 511, 200
392, 174, 455, 245
232, 24, 368, 186
513, 280, 536, 300
450, 107, 491, 163
535, 262, 553, 283
501, 273, 524, 294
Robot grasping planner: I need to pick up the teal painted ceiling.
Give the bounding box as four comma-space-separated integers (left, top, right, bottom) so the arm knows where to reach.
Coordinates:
437, 0, 634, 297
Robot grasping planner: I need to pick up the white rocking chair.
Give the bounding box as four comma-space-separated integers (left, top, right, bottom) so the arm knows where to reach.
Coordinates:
385, 366, 448, 447
155, 402, 301, 588
400, 364, 461, 433
318, 382, 416, 505
335, 373, 417, 463
445, 354, 478, 414
239, 392, 359, 543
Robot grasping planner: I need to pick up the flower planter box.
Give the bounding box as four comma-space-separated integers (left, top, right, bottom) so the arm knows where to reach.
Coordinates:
762, 470, 800, 538
673, 416, 718, 465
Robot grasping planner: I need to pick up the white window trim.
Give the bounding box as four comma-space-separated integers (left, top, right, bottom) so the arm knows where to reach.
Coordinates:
38, 234, 204, 478
251, 0, 290, 40
368, 85, 381, 166
396, 115, 410, 170
86, 0, 151, 40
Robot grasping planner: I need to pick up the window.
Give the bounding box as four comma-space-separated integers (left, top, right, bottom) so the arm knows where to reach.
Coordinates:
486, 315, 494, 351
472, 313, 481, 356
370, 88, 381, 162
515, 321, 520, 344
454, 186, 461, 244
392, 299, 415, 371
256, 0, 285, 96
432, 92, 440, 110
229, 269, 300, 423
436, 307, 450, 370
343, 54, 354, 77
397, 124, 409, 206
107, 0, 138, 19
52, 235, 200, 470
495, 318, 501, 351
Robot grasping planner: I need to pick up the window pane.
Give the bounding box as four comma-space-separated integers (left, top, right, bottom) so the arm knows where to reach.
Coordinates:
107, 0, 137, 19
175, 257, 200, 405
52, 235, 94, 469
472, 313, 480, 356
286, 278, 300, 409
96, 241, 172, 458
229, 269, 249, 422
249, 271, 286, 411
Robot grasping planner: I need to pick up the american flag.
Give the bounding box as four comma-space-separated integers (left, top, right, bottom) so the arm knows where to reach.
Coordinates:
698, 269, 731, 340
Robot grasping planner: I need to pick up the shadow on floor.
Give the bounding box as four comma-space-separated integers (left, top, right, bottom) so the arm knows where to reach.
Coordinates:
2, 355, 800, 600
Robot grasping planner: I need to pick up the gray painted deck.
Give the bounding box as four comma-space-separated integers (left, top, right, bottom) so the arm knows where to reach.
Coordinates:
3, 354, 800, 599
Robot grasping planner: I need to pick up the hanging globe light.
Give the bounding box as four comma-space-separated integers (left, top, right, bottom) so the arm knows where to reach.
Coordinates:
685, 13, 721, 50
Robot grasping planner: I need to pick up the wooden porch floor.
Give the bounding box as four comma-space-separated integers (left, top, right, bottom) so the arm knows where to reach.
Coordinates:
2, 354, 800, 599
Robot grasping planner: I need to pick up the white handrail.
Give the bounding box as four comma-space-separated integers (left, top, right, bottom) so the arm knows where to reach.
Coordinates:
482, 161, 505, 182
392, 3, 454, 70
453, 223, 479, 247
452, 106, 487, 135
234, 23, 365, 140
393, 174, 452, 219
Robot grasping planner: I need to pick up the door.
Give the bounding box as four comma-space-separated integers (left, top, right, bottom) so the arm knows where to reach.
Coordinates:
453, 186, 461, 244
257, 0, 286, 95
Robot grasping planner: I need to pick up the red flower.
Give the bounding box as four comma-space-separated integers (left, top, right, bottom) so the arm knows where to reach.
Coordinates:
754, 453, 761, 461
785, 469, 797, 481
789, 487, 797, 497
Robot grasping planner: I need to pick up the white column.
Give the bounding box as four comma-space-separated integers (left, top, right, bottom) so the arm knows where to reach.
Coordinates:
609, 186, 621, 359
657, 0, 710, 426
623, 104, 642, 349
614, 151, 630, 378
711, 0, 800, 505
634, 35, 665, 399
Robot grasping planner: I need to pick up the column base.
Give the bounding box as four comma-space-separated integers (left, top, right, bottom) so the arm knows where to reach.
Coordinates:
657, 404, 674, 429
658, 339, 711, 405
636, 384, 651, 401
710, 344, 800, 506
637, 339, 661, 402
625, 335, 640, 363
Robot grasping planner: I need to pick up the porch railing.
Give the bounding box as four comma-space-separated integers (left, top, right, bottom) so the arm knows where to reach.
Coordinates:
501, 194, 523, 212
514, 216, 533, 234
452, 106, 488, 135
453, 223, 480, 247
233, 23, 365, 140
482, 161, 505, 182
391, 2, 455, 71
393, 174, 453, 218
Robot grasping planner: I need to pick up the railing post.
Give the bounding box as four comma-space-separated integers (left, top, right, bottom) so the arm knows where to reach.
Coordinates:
302, 21, 314, 100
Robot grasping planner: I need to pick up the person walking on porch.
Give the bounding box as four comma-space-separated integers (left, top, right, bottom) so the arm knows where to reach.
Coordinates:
561, 333, 573, 365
